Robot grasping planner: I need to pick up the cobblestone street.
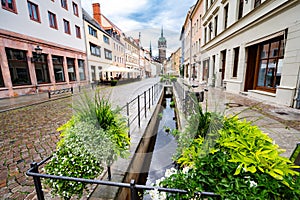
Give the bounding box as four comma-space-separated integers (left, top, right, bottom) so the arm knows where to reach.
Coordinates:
0, 98, 73, 199
0, 78, 300, 199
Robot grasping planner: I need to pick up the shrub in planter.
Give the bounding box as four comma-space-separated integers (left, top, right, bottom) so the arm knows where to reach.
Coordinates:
111, 79, 118, 86
44, 90, 130, 199
153, 115, 300, 199
170, 76, 177, 82
44, 119, 110, 199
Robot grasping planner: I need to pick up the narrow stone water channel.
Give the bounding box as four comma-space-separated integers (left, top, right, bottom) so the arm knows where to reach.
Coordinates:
116, 88, 178, 200
146, 97, 177, 184
143, 96, 178, 199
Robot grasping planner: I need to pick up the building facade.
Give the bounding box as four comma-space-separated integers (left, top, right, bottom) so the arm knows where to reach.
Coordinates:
180, 0, 300, 108
83, 9, 113, 83
124, 36, 140, 78
0, 0, 88, 98
199, 0, 300, 108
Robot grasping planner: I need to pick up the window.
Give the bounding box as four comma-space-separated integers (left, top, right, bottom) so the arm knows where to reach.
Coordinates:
63, 19, 70, 34
75, 25, 81, 38
78, 59, 85, 80
48, 11, 57, 29
52, 55, 65, 82
33, 54, 50, 84
254, 0, 261, 8
61, 0, 67, 10
67, 58, 76, 81
72, 2, 78, 16
88, 25, 97, 37
238, 0, 244, 20
233, 47, 239, 77
1, 0, 17, 13
90, 43, 100, 57
0, 66, 4, 87
224, 4, 229, 29
208, 22, 212, 41
256, 36, 284, 92
204, 27, 207, 44
214, 15, 218, 36
103, 35, 110, 44
6, 48, 31, 86
91, 65, 96, 81
104, 49, 112, 60
28, 1, 40, 22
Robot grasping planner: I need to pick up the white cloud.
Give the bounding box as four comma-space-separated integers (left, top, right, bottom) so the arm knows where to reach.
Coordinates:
81, 0, 196, 55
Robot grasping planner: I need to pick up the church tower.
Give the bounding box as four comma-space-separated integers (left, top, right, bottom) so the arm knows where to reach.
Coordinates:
158, 26, 167, 63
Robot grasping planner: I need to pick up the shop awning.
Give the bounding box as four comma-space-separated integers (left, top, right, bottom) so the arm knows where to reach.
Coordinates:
102, 66, 139, 73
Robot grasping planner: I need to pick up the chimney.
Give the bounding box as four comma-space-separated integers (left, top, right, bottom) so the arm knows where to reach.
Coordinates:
92, 3, 101, 25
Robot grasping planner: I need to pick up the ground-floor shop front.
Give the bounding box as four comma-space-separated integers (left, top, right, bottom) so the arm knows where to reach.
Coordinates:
0, 29, 89, 98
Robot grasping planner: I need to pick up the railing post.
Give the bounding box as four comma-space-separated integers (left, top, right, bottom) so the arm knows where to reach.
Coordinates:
138, 95, 140, 127
152, 86, 154, 105
30, 162, 45, 200
48, 90, 51, 99
148, 88, 151, 109
130, 179, 137, 200
144, 91, 147, 118
127, 102, 130, 137
107, 165, 112, 181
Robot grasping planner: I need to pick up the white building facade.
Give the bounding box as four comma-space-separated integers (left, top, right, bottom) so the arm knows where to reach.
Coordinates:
83, 9, 114, 83
200, 0, 300, 108
0, 0, 88, 98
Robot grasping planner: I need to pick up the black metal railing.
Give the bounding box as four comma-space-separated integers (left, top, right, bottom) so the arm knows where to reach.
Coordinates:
26, 156, 220, 200
119, 82, 163, 136
173, 80, 199, 117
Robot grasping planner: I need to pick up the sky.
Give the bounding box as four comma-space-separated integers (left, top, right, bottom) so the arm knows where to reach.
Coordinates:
81, 0, 196, 57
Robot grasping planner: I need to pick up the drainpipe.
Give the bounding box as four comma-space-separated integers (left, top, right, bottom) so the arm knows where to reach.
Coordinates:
189, 12, 192, 83
295, 65, 300, 109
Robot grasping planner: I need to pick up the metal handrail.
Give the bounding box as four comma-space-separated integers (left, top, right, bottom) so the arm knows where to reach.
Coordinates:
26, 156, 220, 200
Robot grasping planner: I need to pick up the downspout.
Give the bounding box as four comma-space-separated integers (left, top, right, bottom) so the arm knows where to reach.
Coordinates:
189, 13, 192, 83
295, 65, 300, 109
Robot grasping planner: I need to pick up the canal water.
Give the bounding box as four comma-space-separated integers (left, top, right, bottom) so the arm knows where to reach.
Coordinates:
143, 96, 178, 199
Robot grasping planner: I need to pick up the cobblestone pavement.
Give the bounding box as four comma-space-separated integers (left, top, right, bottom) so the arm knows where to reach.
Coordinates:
1, 78, 299, 199
0, 98, 73, 200
0, 78, 160, 200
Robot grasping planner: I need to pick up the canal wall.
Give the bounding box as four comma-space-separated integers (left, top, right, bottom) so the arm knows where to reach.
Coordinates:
90, 88, 164, 200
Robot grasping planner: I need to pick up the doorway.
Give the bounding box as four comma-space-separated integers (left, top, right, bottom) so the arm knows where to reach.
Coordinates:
220, 50, 226, 86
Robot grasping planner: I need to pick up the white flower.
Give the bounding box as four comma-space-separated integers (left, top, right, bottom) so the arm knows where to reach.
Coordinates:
249, 180, 257, 187
164, 167, 177, 178
182, 166, 191, 174
149, 188, 167, 200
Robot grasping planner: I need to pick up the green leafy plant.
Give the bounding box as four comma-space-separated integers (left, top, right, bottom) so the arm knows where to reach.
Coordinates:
153, 113, 300, 199
44, 90, 130, 199
111, 79, 118, 86
170, 100, 175, 108
218, 116, 299, 187
164, 126, 171, 133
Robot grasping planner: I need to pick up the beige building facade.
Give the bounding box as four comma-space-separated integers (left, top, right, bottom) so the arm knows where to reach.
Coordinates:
0, 0, 88, 98
182, 0, 300, 108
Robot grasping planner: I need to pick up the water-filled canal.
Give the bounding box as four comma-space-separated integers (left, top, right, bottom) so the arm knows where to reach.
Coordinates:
143, 96, 177, 199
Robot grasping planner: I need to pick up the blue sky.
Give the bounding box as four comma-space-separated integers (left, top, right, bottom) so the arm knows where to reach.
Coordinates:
81, 0, 196, 57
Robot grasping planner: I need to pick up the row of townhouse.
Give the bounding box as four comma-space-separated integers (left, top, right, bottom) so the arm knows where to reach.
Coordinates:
0, 1, 153, 98
180, 0, 300, 108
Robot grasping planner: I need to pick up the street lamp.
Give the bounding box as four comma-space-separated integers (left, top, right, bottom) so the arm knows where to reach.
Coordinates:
31, 45, 43, 62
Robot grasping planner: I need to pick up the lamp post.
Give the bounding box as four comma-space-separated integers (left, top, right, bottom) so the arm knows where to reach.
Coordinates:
31, 45, 43, 62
